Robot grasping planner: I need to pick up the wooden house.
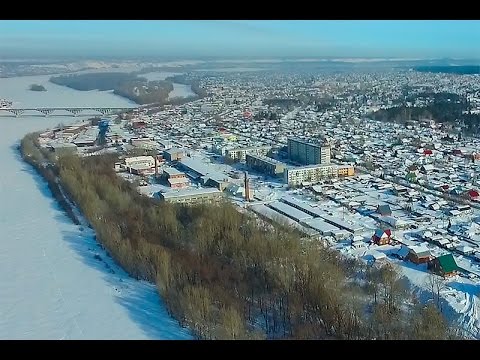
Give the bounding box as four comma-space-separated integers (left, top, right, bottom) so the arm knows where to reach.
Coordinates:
407, 245, 431, 265
428, 254, 459, 277
371, 229, 392, 246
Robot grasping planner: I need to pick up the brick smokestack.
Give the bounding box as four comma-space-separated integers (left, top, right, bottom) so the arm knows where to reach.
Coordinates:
244, 171, 250, 202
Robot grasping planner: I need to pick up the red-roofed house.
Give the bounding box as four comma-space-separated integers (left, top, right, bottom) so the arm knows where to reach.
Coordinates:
467, 190, 480, 200
423, 149, 433, 156
371, 229, 392, 245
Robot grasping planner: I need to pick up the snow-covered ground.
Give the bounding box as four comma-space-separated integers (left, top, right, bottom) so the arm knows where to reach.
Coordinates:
0, 76, 192, 339
397, 260, 480, 338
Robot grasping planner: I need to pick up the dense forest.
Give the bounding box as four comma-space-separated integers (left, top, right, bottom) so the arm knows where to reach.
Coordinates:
263, 98, 300, 109
414, 65, 480, 75
372, 92, 480, 135
50, 72, 141, 91
20, 134, 459, 340
50, 73, 174, 105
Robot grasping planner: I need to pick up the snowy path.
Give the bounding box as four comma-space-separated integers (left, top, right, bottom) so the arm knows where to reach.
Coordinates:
0, 117, 192, 339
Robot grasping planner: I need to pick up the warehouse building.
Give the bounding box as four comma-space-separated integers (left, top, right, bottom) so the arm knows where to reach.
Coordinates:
125, 156, 155, 168
320, 214, 363, 234
246, 154, 286, 177
157, 188, 224, 204
300, 218, 343, 237
267, 201, 313, 222
280, 196, 329, 217
179, 157, 231, 190
162, 167, 189, 189
248, 204, 318, 237
124, 155, 156, 176
287, 138, 331, 165
163, 148, 185, 162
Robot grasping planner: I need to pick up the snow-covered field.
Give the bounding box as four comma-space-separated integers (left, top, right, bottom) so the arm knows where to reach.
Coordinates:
0, 76, 192, 339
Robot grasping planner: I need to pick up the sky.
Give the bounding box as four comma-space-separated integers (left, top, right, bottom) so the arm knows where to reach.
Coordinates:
0, 20, 479, 59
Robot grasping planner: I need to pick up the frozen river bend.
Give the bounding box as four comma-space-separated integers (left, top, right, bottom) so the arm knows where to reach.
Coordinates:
0, 74, 191, 339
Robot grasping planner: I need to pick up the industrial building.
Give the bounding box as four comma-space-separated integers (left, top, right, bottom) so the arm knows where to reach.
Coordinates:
300, 218, 346, 238
130, 138, 159, 150
287, 138, 331, 165
157, 188, 224, 204
280, 196, 329, 217
280, 196, 362, 235
162, 167, 189, 189
225, 145, 271, 162
284, 164, 337, 187
163, 148, 184, 162
125, 156, 155, 168
179, 157, 231, 191
249, 204, 318, 237
246, 154, 286, 177
124, 156, 156, 176
267, 201, 313, 222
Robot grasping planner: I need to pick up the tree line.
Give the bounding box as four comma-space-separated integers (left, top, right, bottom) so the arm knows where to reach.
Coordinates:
20, 134, 460, 339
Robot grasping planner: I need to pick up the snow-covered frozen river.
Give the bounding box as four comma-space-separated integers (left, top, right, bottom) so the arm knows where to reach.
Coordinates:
140, 71, 196, 100
0, 74, 192, 339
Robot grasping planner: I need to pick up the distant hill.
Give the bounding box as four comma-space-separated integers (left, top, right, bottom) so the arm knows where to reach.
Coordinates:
414, 65, 480, 75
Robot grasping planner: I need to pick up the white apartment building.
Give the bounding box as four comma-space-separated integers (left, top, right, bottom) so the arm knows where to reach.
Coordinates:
284, 164, 338, 187
225, 146, 271, 162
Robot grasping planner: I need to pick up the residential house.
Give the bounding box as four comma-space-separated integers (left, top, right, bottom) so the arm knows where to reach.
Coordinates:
407, 245, 432, 265
467, 189, 480, 201
376, 204, 392, 217
371, 229, 392, 245
428, 254, 459, 277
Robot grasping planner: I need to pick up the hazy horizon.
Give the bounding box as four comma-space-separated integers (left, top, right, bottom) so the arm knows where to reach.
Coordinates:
1, 20, 480, 59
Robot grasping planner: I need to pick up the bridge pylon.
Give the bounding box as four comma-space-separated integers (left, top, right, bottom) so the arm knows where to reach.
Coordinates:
67, 108, 83, 117
37, 109, 54, 116
11, 109, 25, 117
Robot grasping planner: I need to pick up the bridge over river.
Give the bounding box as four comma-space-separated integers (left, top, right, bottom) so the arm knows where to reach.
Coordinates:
0, 107, 137, 117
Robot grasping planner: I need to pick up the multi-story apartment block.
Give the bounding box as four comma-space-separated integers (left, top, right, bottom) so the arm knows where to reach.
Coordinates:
287, 138, 331, 165
337, 165, 355, 177
284, 164, 337, 187
246, 154, 286, 177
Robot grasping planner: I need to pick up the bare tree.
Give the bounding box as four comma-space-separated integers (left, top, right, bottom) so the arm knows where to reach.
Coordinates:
425, 271, 447, 313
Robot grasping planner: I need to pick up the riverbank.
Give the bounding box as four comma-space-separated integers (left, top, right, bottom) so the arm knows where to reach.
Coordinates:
21, 132, 457, 340
18, 133, 193, 339
0, 72, 190, 339
20, 134, 79, 225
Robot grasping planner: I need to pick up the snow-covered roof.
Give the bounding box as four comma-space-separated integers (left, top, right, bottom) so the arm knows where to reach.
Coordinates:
267, 201, 313, 222
396, 246, 410, 259
409, 245, 431, 257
